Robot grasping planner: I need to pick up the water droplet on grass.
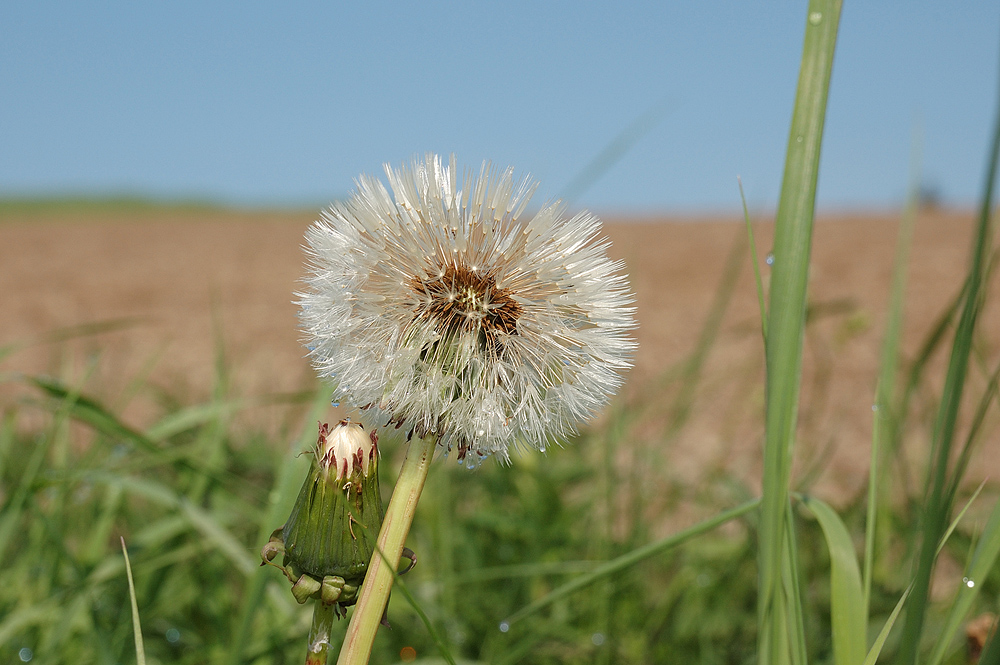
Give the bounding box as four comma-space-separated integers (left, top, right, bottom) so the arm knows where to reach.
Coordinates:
809, 11, 823, 24
499, 621, 510, 633
765, 253, 775, 266
964, 577, 976, 588
591, 632, 606, 646
18, 648, 33, 663
166, 628, 181, 643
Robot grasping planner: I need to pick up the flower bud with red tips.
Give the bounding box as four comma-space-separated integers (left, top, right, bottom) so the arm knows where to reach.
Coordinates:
261, 419, 383, 614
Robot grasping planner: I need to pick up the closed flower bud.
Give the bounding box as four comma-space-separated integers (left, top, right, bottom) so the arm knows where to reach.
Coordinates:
262, 419, 383, 612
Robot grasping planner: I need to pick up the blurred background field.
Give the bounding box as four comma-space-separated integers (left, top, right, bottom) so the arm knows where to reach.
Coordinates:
3, 204, 999, 498
2, 202, 1000, 663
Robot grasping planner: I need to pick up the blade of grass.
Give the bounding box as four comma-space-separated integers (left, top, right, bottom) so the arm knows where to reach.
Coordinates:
799, 495, 866, 665
502, 497, 759, 626
758, 2, 841, 662
782, 506, 808, 665
896, 42, 1000, 665
943, 361, 1000, 512
978, 616, 1000, 665
864, 124, 921, 618
927, 494, 1000, 665
120, 538, 146, 665
861, 585, 911, 665
738, 176, 768, 343
862, 481, 985, 665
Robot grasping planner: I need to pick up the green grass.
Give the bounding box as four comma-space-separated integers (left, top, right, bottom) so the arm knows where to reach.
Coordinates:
5, 3, 1000, 664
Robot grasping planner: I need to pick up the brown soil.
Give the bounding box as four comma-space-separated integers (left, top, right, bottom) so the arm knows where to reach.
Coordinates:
2, 206, 997, 504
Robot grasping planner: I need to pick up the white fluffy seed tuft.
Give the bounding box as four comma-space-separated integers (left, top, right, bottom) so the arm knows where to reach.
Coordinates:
299, 154, 636, 462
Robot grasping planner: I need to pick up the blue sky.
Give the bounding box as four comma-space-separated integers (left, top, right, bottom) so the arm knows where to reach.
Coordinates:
2, 2, 998, 212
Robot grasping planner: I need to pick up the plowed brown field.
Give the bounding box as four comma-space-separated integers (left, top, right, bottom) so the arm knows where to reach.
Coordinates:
2, 206, 997, 502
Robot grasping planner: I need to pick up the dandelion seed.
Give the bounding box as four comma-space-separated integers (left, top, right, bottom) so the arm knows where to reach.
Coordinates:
299, 154, 636, 461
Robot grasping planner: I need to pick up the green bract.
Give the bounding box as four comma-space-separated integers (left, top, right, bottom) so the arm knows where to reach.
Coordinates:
261, 420, 384, 616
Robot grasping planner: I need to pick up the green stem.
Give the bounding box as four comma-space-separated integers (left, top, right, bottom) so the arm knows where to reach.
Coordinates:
758, 3, 840, 663
305, 601, 336, 665
336, 434, 437, 665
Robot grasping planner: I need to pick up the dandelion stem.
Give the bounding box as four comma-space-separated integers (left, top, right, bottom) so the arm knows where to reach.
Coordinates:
305, 601, 336, 665
336, 433, 437, 665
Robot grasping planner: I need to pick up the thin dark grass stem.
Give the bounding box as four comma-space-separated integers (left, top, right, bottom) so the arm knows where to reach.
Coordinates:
865, 129, 922, 618
738, 176, 768, 343
896, 41, 1000, 664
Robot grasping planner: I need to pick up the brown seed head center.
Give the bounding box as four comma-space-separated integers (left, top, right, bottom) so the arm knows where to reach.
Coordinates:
411, 263, 521, 338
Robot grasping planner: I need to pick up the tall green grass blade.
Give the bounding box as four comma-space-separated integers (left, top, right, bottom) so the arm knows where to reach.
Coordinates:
758, 2, 841, 662
979, 617, 1000, 665
943, 362, 1000, 512
120, 538, 147, 665
739, 177, 768, 342
865, 127, 921, 618
782, 507, 808, 665
861, 585, 911, 665
927, 495, 1000, 665
799, 495, 865, 665
502, 498, 759, 626
942, 480, 988, 555
896, 44, 1000, 665
863, 406, 882, 621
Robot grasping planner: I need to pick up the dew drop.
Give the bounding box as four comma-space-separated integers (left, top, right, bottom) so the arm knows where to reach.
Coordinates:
765, 252, 775, 266
591, 632, 606, 646
539, 444, 546, 453
499, 621, 510, 633
331, 400, 341, 408
18, 648, 33, 663
166, 628, 181, 644
796, 135, 804, 143
871, 404, 878, 412
809, 11, 823, 24
963, 577, 976, 588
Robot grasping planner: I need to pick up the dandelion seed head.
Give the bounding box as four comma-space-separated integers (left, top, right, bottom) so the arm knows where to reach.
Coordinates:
298, 154, 636, 461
